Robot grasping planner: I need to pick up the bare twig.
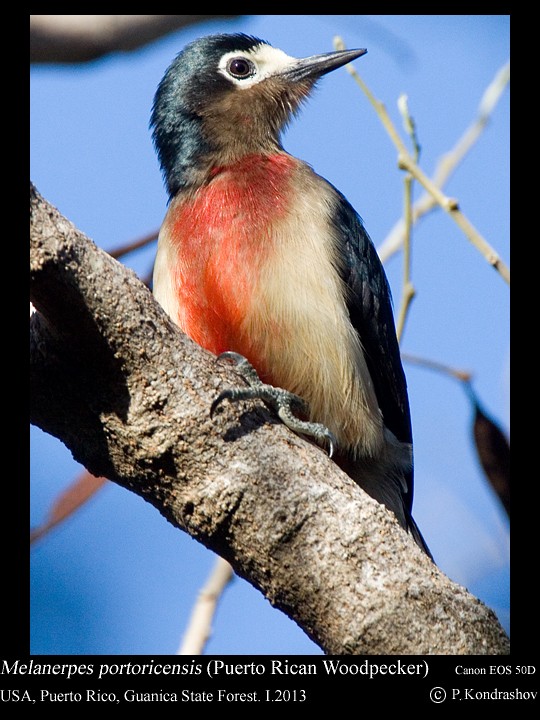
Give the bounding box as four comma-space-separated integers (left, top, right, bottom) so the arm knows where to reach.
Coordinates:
394, 94, 418, 342
108, 230, 158, 260
30, 472, 108, 544
431, 63, 510, 192
378, 63, 510, 264
397, 153, 510, 283
334, 37, 510, 285
402, 352, 472, 383
394, 167, 415, 343
178, 557, 234, 654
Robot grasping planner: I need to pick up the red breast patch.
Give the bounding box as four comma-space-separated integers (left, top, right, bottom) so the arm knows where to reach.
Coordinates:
163, 153, 297, 359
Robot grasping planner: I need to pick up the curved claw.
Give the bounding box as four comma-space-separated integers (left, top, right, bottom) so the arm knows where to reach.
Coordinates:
326, 431, 337, 459
211, 350, 337, 457
210, 390, 231, 418
216, 350, 247, 366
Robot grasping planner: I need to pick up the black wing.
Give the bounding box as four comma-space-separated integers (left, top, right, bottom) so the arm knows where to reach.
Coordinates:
332, 189, 414, 498
332, 192, 435, 559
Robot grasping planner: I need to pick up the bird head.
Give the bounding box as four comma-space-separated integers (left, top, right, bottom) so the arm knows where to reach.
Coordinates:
151, 34, 366, 197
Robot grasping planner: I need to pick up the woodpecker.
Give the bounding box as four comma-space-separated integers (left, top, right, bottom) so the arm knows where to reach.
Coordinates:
151, 33, 432, 558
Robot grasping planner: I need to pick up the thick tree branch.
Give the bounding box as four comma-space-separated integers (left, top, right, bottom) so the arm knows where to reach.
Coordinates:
29, 183, 509, 655
30, 15, 240, 64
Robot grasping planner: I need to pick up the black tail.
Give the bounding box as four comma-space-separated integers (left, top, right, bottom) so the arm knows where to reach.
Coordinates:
406, 510, 434, 562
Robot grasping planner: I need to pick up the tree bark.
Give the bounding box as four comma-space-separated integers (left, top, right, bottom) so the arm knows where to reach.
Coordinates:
29, 183, 510, 655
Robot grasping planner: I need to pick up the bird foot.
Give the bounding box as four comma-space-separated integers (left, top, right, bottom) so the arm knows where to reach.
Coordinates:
211, 351, 336, 457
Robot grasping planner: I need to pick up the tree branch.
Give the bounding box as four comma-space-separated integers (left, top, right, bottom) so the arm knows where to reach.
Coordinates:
29, 183, 509, 655
30, 15, 240, 64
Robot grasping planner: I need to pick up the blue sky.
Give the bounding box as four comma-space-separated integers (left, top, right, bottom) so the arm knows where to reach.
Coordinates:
30, 14, 510, 654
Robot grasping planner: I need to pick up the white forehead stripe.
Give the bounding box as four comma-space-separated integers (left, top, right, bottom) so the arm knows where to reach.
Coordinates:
218, 44, 297, 88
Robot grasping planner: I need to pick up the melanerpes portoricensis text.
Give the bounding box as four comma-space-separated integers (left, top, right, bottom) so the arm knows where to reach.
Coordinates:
151, 33, 432, 558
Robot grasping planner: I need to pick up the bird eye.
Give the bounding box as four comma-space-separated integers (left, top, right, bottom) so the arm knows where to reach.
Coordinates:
226, 56, 256, 79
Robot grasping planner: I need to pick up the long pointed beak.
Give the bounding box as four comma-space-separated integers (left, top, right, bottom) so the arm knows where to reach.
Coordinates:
284, 47, 367, 82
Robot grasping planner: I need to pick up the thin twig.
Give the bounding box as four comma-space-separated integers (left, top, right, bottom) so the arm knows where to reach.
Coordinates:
395, 169, 415, 342
395, 95, 418, 342
397, 153, 510, 283
432, 63, 510, 192
108, 229, 158, 259
402, 352, 472, 383
379, 63, 509, 264
30, 472, 108, 544
177, 556, 234, 655
334, 37, 510, 285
